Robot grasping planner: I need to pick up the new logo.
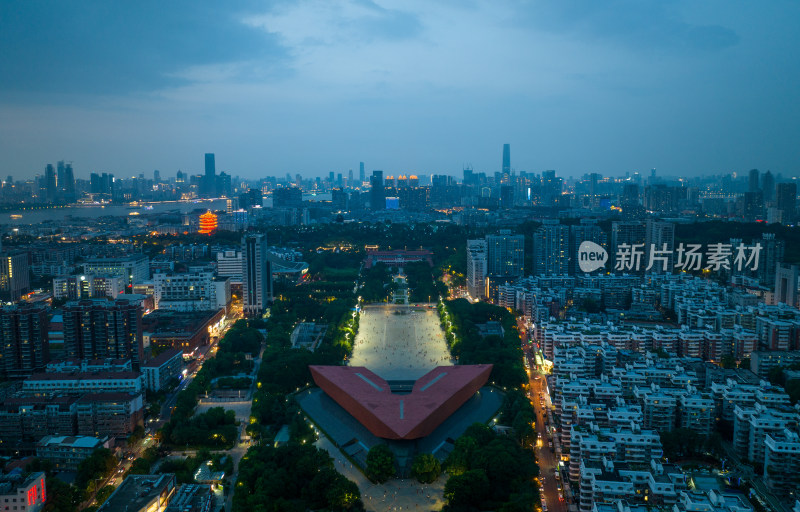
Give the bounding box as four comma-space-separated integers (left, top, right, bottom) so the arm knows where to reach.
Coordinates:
578, 241, 608, 273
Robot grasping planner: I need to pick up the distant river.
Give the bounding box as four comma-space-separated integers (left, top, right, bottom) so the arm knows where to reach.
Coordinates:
0, 193, 331, 225
0, 199, 230, 225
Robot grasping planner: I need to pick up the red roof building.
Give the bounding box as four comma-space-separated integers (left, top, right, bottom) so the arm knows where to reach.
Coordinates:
310, 364, 492, 440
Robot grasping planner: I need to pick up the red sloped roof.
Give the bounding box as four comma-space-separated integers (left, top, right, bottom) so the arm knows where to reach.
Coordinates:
309, 364, 492, 440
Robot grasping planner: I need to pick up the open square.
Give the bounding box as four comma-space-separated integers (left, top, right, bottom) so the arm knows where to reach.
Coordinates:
348, 304, 453, 381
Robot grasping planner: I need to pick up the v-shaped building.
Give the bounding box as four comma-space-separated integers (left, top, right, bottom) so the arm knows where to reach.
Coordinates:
310, 364, 492, 440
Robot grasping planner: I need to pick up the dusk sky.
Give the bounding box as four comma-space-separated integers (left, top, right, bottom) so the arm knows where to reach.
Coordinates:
1, 1, 798, 180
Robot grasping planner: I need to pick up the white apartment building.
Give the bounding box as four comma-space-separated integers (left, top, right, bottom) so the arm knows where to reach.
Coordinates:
22, 371, 144, 394
153, 270, 230, 312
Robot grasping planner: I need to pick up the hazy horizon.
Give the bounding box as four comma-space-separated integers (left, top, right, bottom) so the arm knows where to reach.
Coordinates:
1, 1, 798, 180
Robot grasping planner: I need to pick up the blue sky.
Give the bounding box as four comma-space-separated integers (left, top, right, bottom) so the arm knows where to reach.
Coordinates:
1, 0, 798, 180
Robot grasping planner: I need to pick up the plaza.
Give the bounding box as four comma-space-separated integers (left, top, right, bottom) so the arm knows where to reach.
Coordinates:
348, 304, 454, 381
299, 302, 503, 509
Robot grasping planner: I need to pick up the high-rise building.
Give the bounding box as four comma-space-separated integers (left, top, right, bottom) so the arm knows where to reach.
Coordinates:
758, 233, 785, 286
569, 219, 607, 274
774, 263, 799, 307
370, 170, 385, 210
502, 144, 510, 174
204, 153, 216, 197
541, 170, 562, 206
775, 182, 797, 222
348, 169, 354, 187
533, 220, 569, 276
486, 230, 525, 277
216, 171, 232, 197
82, 255, 149, 289
0, 302, 49, 379
242, 234, 273, 317
44, 164, 57, 203
611, 221, 646, 271
749, 169, 760, 193
645, 219, 675, 272
761, 171, 775, 202
57, 161, 75, 203
466, 240, 488, 300
0, 252, 30, 301
359, 162, 365, 184
62, 297, 144, 369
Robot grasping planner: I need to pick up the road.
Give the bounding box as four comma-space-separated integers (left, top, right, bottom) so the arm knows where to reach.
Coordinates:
530, 374, 568, 512
719, 439, 792, 512
222, 343, 265, 512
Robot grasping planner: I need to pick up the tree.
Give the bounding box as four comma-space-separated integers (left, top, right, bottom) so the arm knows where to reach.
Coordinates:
95, 485, 116, 506
75, 448, 117, 491
411, 453, 441, 484
365, 444, 396, 483
43, 477, 81, 512
444, 469, 491, 510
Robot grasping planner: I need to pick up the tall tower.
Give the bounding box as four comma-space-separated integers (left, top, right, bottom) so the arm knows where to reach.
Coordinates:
533, 220, 570, 276
204, 153, 216, 197
466, 239, 488, 300
0, 303, 50, 379
44, 164, 57, 203
502, 144, 510, 174
359, 162, 365, 184
486, 230, 525, 277
242, 234, 273, 317
645, 219, 675, 272
370, 170, 385, 210
776, 182, 797, 222
62, 297, 144, 369
748, 169, 760, 193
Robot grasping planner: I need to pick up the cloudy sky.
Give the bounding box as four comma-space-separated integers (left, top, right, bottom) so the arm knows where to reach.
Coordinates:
1, 0, 798, 180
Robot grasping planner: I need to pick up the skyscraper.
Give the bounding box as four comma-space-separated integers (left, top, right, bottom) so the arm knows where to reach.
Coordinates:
758, 233, 785, 286
569, 219, 607, 275
242, 234, 273, 317
359, 162, 365, 184
370, 170, 385, 210
0, 302, 49, 379
57, 161, 75, 203
44, 164, 57, 203
0, 252, 30, 301
502, 144, 510, 174
775, 182, 797, 222
761, 171, 775, 202
645, 219, 675, 272
774, 263, 799, 307
748, 169, 760, 193
62, 297, 144, 369
533, 220, 569, 276
611, 221, 646, 271
204, 153, 216, 197
466, 239, 488, 300
486, 230, 525, 277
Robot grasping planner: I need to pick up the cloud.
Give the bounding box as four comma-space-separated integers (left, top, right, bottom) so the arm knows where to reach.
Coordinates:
0, 0, 285, 96
510, 0, 739, 53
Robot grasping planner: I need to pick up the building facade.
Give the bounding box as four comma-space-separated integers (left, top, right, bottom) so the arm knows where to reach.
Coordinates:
242, 235, 272, 317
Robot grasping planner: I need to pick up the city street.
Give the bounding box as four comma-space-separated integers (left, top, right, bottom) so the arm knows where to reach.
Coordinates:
530, 374, 568, 512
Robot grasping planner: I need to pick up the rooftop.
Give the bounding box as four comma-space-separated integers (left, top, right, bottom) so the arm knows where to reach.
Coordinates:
99, 474, 176, 512
142, 348, 184, 368
310, 364, 492, 439
37, 435, 106, 449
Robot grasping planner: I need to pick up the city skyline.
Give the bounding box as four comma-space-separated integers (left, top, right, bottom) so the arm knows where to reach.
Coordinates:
1, 1, 799, 180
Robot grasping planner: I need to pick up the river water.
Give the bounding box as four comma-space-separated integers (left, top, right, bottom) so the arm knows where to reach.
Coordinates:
0, 199, 230, 225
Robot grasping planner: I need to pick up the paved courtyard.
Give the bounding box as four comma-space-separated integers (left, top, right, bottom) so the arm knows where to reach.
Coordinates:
300, 304, 503, 510
348, 305, 454, 380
